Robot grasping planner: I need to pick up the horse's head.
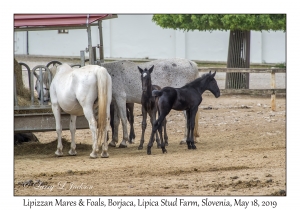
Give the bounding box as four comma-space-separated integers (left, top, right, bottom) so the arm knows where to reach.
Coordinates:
138, 65, 154, 92
34, 72, 50, 103
207, 71, 220, 98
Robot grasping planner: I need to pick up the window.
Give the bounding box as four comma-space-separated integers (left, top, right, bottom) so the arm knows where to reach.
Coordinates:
58, 29, 69, 34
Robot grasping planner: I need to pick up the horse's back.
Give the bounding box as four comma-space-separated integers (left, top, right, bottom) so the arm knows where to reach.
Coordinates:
141, 58, 198, 88
51, 64, 109, 116
102, 58, 198, 104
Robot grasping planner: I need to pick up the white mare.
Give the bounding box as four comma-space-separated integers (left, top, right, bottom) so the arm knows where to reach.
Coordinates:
50, 64, 112, 158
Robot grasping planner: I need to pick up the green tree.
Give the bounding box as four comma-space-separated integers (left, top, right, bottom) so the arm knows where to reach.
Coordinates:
152, 14, 286, 89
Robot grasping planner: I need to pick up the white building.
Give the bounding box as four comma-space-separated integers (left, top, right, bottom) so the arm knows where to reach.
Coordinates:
14, 15, 286, 64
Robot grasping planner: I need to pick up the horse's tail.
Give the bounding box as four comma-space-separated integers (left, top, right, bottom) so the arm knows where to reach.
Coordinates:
152, 90, 163, 97
96, 67, 112, 145
188, 60, 199, 79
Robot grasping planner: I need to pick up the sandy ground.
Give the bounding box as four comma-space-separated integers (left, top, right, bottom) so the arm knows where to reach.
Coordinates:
14, 94, 286, 196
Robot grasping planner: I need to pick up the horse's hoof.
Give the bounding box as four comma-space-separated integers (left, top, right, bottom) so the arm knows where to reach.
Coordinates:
162, 148, 167, 153
187, 145, 192, 150
192, 145, 197, 149
128, 139, 135, 144
55, 150, 63, 157
138, 146, 143, 150
179, 140, 186, 145
89, 153, 98, 158
147, 147, 151, 155
119, 143, 127, 148
109, 142, 116, 147
68, 150, 77, 156
101, 152, 109, 158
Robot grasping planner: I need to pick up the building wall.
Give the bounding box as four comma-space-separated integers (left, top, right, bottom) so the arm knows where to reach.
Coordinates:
14, 14, 286, 64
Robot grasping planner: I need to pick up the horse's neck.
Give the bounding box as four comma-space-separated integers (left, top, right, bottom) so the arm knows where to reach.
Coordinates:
142, 83, 154, 102
50, 66, 57, 77
193, 79, 208, 96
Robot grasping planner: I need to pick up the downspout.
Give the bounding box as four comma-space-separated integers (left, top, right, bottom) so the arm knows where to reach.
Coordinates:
26, 31, 29, 55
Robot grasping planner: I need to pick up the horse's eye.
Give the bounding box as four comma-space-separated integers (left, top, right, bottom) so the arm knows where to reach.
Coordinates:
44, 88, 49, 90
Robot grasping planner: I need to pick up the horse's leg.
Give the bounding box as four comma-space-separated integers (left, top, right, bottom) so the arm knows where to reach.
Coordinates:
100, 100, 111, 158
138, 106, 147, 150
109, 103, 114, 141
163, 118, 168, 146
52, 103, 63, 156
147, 112, 168, 155
127, 103, 136, 144
157, 105, 168, 146
188, 107, 198, 150
194, 109, 200, 143
82, 107, 99, 158
180, 110, 188, 145
69, 115, 77, 156
109, 103, 120, 147
150, 109, 161, 148
181, 109, 199, 144
185, 109, 192, 149
115, 97, 129, 148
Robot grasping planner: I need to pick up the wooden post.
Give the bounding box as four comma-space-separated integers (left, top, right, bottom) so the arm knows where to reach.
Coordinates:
271, 69, 276, 111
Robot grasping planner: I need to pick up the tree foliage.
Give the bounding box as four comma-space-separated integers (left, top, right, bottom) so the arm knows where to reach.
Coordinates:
152, 14, 286, 32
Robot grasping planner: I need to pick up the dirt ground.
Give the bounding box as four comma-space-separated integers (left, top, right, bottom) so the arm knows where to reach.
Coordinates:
14, 94, 286, 196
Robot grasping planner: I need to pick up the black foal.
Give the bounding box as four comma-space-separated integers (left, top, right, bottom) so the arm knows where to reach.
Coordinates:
138, 65, 168, 150
149, 71, 220, 155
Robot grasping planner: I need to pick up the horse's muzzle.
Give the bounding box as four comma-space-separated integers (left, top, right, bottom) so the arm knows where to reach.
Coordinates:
38, 97, 50, 103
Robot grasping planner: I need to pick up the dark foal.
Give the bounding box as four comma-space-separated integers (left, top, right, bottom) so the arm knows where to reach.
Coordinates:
149, 71, 220, 155
138, 65, 168, 150
109, 103, 135, 144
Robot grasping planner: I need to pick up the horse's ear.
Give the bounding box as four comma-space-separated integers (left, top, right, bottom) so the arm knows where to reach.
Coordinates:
212, 71, 216, 77
149, 65, 154, 74
138, 66, 143, 74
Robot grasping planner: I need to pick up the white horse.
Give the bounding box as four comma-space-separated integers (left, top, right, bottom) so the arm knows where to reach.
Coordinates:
50, 64, 112, 158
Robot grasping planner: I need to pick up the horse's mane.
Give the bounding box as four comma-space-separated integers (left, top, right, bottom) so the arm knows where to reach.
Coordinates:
182, 73, 211, 88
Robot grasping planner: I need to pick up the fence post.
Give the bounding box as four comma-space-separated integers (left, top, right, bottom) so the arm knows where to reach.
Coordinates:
271, 68, 276, 111
14, 74, 18, 106
87, 24, 94, 65
80, 50, 85, 67
98, 20, 104, 64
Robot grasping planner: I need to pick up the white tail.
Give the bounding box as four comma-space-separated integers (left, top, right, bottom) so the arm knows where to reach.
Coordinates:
96, 67, 112, 155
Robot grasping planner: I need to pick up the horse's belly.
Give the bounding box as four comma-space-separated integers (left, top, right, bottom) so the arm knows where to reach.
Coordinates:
59, 101, 84, 116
